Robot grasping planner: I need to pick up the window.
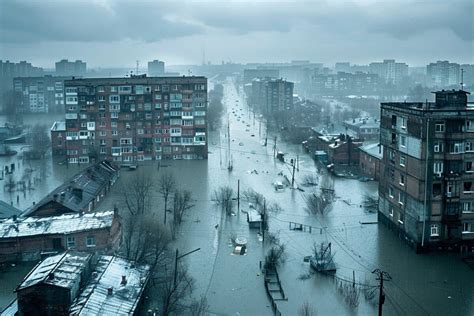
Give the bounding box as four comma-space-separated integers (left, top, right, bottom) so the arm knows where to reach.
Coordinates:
111, 121, 117, 128
434, 142, 444, 153
111, 112, 119, 119
98, 95, 105, 102
466, 161, 474, 173
112, 130, 118, 136
435, 122, 445, 132
400, 117, 406, 129
398, 192, 404, 205
430, 224, 439, 237
432, 183, 441, 196
399, 174, 405, 186
466, 120, 474, 131
462, 201, 474, 213
466, 141, 474, 152
398, 212, 404, 224
100, 130, 106, 136
400, 156, 406, 167
464, 182, 473, 193
389, 206, 394, 217
399, 135, 407, 148
67, 236, 75, 248
463, 222, 472, 233
100, 147, 107, 154
109, 95, 120, 103
433, 162, 444, 174
388, 150, 395, 163
86, 236, 96, 247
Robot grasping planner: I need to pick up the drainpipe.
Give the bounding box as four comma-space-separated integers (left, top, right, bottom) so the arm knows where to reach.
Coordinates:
421, 118, 430, 248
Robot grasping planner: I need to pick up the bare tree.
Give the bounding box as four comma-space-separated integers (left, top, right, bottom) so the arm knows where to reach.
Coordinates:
298, 301, 316, 316
242, 188, 265, 209
27, 124, 50, 159
160, 264, 195, 316
264, 244, 286, 270
170, 189, 194, 239
302, 174, 318, 186
305, 193, 331, 216
158, 172, 176, 224
211, 186, 234, 214
122, 171, 154, 216
362, 194, 378, 213
337, 280, 360, 309
189, 296, 209, 316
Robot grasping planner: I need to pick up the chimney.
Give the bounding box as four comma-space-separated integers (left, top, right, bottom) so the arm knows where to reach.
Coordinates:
121, 275, 127, 285
107, 287, 113, 296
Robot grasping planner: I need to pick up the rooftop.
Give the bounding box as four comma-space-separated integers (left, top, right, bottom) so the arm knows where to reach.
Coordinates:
359, 143, 383, 160
65, 75, 206, 86
17, 251, 92, 291
344, 117, 380, 129
69, 256, 150, 315
0, 210, 115, 239
22, 160, 118, 217
0, 200, 21, 219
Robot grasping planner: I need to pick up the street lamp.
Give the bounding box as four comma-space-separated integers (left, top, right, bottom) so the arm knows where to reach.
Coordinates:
174, 247, 201, 286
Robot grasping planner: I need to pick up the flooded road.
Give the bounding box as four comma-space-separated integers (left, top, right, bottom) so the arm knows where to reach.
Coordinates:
0, 79, 473, 315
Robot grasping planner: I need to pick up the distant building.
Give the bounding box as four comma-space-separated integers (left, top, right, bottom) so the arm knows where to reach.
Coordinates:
359, 143, 383, 181
460, 64, 474, 87
148, 60, 165, 76
13, 75, 72, 113
369, 59, 408, 85
55, 59, 87, 77
335, 62, 351, 73
0, 210, 121, 263
250, 78, 293, 114
243, 68, 279, 84
22, 160, 118, 217
427, 61, 461, 88
379, 89, 474, 252
3, 251, 150, 315
327, 135, 363, 165
60, 75, 208, 163
311, 72, 381, 96
0, 60, 43, 78
343, 117, 380, 141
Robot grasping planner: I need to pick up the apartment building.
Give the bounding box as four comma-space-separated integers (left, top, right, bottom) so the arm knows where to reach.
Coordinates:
250, 78, 293, 114
58, 75, 207, 163
427, 60, 461, 88
13, 75, 72, 113
148, 59, 165, 76
55, 59, 87, 77
369, 59, 408, 85
379, 89, 474, 253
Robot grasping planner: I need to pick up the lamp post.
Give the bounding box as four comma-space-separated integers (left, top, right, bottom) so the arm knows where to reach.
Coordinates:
174, 247, 200, 286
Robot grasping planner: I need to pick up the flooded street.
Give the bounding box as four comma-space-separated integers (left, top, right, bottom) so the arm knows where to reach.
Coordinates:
1, 78, 473, 315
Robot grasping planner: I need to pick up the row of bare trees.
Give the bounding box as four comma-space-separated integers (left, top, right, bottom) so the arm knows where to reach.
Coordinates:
119, 171, 204, 315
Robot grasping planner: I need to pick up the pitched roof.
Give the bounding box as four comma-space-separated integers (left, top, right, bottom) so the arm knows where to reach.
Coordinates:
22, 160, 118, 217
17, 251, 92, 291
0, 200, 21, 219
0, 210, 115, 239
359, 143, 383, 160
70, 256, 150, 315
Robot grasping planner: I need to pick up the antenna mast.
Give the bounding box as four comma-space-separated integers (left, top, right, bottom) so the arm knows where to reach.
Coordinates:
461, 68, 464, 91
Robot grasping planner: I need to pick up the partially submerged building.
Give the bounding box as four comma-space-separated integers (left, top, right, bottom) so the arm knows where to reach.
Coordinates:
359, 143, 383, 181
2, 251, 150, 315
0, 210, 121, 263
22, 160, 118, 217
379, 89, 474, 252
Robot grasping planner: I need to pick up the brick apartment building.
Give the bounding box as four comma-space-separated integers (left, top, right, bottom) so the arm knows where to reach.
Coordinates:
52, 75, 208, 163
379, 89, 474, 252
0, 210, 121, 263
359, 143, 383, 181
250, 78, 294, 114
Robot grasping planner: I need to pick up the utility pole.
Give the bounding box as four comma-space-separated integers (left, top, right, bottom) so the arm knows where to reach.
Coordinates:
237, 179, 240, 212
291, 159, 296, 188
296, 154, 299, 171
174, 247, 201, 286
273, 136, 277, 157
262, 199, 266, 242
372, 269, 392, 316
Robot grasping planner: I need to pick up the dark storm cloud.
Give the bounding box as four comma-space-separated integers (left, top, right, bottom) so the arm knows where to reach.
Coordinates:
0, 0, 203, 43
1, 0, 472, 44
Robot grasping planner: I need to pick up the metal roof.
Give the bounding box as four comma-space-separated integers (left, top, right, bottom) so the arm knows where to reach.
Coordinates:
22, 160, 118, 217
17, 252, 92, 291
70, 256, 150, 315
0, 210, 115, 239
0, 200, 21, 219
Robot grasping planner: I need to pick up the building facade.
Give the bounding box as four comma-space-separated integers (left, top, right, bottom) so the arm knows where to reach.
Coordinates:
359, 143, 383, 181
343, 117, 380, 141
250, 78, 293, 114
379, 90, 474, 252
0, 210, 121, 263
427, 60, 461, 88
369, 59, 408, 85
13, 76, 71, 113
55, 59, 87, 77
57, 75, 208, 163
148, 60, 165, 76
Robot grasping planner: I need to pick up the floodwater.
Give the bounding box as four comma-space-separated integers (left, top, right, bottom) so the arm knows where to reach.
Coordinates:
0, 78, 473, 315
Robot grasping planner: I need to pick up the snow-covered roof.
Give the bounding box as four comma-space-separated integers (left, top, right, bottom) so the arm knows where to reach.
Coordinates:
17, 252, 92, 291
0, 210, 115, 239
359, 143, 383, 160
247, 209, 262, 223
70, 256, 150, 315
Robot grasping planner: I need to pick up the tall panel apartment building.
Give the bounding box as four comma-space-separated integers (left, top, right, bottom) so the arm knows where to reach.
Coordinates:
427, 60, 461, 88
379, 90, 474, 253
250, 78, 293, 114
59, 75, 207, 163
369, 59, 408, 85
148, 60, 165, 76
55, 59, 87, 77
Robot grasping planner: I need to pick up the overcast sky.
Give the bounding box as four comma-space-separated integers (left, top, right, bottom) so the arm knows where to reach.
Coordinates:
0, 0, 472, 68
